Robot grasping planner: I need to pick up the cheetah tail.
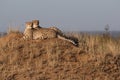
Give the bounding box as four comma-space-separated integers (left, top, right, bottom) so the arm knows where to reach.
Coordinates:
57, 35, 78, 46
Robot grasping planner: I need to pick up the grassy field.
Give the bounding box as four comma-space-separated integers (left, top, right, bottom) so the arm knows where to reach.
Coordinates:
0, 31, 120, 80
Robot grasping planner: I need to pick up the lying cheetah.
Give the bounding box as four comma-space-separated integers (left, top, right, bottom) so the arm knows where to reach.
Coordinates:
32, 20, 65, 37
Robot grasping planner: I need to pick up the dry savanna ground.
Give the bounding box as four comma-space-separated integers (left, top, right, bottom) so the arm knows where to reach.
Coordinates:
0, 31, 120, 80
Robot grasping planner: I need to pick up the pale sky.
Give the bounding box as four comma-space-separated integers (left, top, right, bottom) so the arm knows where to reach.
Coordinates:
0, 0, 120, 32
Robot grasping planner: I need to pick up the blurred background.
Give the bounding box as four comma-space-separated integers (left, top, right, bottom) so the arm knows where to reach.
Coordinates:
0, 0, 120, 32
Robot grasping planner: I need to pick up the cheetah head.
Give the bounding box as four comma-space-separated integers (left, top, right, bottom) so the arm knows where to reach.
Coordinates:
32, 20, 40, 28
25, 22, 33, 29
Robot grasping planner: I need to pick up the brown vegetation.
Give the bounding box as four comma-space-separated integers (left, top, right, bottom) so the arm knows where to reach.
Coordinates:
0, 31, 120, 80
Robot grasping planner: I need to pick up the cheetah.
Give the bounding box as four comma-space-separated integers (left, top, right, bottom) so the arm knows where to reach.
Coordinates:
23, 20, 78, 46
23, 21, 33, 40
32, 20, 65, 37
32, 28, 77, 45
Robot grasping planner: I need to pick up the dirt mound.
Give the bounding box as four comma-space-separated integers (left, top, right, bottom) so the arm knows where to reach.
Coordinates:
0, 32, 120, 80
0, 32, 23, 47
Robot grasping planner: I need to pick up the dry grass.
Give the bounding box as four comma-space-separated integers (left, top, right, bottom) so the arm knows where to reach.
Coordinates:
0, 31, 120, 80
7, 26, 20, 34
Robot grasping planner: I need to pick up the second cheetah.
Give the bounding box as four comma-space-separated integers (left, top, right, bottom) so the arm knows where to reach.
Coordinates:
32, 20, 64, 36
32, 28, 77, 45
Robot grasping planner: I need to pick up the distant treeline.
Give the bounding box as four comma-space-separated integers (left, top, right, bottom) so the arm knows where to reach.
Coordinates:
80, 31, 120, 37
65, 31, 120, 38
0, 31, 120, 38
0, 32, 7, 37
